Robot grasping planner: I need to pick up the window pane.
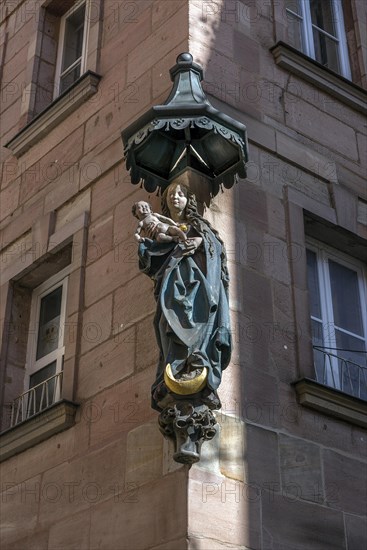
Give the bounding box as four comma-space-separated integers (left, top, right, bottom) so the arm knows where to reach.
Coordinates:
36, 286, 62, 360
61, 4, 85, 73
335, 331, 367, 399
335, 331, 366, 364
28, 361, 57, 415
59, 63, 81, 94
286, 12, 304, 51
311, 319, 325, 383
329, 260, 363, 336
312, 28, 340, 72
285, 1, 301, 16
310, 0, 336, 37
306, 249, 322, 318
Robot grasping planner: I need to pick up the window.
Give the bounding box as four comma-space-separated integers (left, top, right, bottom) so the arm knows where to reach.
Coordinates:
285, 0, 351, 78
306, 241, 367, 400
10, 268, 69, 427
0, 212, 88, 459
54, 0, 89, 97
5, 0, 102, 156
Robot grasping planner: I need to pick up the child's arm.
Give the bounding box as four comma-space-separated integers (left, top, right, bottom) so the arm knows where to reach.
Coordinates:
134, 222, 144, 242
155, 213, 177, 226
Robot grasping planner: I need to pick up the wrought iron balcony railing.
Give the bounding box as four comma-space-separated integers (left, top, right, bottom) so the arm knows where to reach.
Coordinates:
9, 371, 63, 428
313, 346, 367, 401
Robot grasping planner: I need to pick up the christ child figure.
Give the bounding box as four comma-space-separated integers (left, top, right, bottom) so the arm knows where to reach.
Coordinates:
132, 200, 187, 243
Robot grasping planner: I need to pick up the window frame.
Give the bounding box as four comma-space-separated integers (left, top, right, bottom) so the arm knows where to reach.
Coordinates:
285, 0, 351, 79
25, 267, 70, 398
53, 0, 91, 99
0, 212, 89, 459
306, 237, 367, 397
5, 0, 103, 156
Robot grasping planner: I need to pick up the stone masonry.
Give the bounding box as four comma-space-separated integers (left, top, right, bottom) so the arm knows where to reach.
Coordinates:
0, 1, 366, 549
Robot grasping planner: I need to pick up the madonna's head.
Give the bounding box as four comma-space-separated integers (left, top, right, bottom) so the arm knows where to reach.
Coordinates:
162, 180, 198, 219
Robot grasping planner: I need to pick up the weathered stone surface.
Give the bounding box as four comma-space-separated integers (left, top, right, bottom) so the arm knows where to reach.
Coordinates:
0, 197, 43, 251
54, 189, 91, 232
188, 538, 249, 550
89, 470, 188, 550
87, 213, 113, 265
0, 474, 40, 545
102, 0, 152, 51
279, 434, 323, 503
19, 126, 84, 204
344, 513, 367, 550
162, 437, 185, 476
151, 538, 187, 550
126, 5, 188, 82
357, 198, 367, 225
80, 293, 113, 355
79, 139, 124, 191
241, 366, 280, 428
152, 42, 188, 100
322, 449, 367, 515
276, 129, 338, 183
38, 439, 125, 527
3, 530, 49, 550
135, 314, 160, 372
77, 329, 135, 400
333, 184, 358, 233
0, 179, 20, 222
238, 181, 268, 232
89, 169, 126, 223
88, 367, 155, 447
279, 381, 367, 461
284, 96, 358, 161
245, 424, 280, 489
44, 174, 79, 215
126, 419, 163, 486
113, 274, 155, 333
188, 468, 261, 549
262, 491, 346, 550
48, 510, 91, 550
218, 413, 245, 481
84, 247, 137, 307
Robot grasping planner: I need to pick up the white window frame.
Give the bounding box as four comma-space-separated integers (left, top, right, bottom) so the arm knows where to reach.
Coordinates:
306, 238, 367, 395
286, 0, 351, 79
54, 0, 90, 98
25, 266, 70, 400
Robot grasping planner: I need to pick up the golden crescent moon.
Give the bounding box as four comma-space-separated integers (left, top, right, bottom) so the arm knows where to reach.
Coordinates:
164, 363, 208, 395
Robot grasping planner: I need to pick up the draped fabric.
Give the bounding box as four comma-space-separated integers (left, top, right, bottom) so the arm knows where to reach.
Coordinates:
138, 220, 231, 411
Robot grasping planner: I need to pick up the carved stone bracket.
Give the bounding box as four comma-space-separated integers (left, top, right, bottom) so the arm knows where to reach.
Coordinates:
158, 399, 217, 464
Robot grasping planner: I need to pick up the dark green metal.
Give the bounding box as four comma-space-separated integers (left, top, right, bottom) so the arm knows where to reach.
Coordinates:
121, 53, 248, 196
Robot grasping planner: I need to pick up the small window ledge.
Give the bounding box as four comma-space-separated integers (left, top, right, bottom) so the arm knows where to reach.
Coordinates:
271, 42, 367, 115
5, 71, 102, 158
0, 400, 78, 462
293, 378, 367, 429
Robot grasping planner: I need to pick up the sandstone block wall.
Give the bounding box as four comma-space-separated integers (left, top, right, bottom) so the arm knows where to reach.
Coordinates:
187, 1, 366, 548
0, 1, 366, 549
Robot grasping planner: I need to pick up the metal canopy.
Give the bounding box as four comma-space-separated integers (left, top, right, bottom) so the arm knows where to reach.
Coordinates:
121, 52, 248, 196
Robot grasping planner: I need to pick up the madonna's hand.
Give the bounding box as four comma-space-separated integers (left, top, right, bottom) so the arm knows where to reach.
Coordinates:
182, 237, 203, 256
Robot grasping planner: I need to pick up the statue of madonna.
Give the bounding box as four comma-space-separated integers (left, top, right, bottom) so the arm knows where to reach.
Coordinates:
137, 180, 232, 413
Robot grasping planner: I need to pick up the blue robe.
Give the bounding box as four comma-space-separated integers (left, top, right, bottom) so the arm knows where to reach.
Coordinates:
138, 219, 231, 410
